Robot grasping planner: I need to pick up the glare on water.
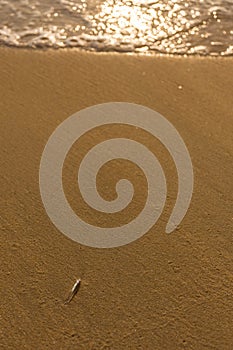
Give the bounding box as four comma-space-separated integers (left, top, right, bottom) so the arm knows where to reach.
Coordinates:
0, 0, 232, 55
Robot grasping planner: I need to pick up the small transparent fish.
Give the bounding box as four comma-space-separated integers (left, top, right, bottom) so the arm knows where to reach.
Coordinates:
64, 279, 81, 304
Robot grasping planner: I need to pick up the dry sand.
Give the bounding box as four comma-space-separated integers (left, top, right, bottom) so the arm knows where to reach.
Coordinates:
0, 48, 233, 349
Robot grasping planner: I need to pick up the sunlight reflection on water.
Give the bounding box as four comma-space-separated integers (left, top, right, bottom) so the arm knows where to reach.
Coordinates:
0, 0, 232, 55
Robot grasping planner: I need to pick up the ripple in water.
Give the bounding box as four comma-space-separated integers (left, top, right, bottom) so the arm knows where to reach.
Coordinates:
0, 0, 232, 55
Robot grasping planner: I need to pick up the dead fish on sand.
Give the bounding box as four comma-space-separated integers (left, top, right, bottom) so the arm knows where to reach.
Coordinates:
64, 278, 81, 304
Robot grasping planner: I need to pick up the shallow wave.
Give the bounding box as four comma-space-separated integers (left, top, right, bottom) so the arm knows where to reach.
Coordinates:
0, 0, 232, 55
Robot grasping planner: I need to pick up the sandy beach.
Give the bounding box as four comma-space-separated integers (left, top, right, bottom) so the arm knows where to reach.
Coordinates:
0, 48, 233, 349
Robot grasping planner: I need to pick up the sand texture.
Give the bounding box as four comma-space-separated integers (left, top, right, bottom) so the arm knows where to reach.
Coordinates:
0, 48, 233, 349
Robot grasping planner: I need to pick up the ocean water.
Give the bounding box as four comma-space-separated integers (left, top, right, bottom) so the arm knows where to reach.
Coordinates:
0, 0, 232, 55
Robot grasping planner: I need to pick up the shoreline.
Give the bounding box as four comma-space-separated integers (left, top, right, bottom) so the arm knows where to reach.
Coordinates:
2, 44, 233, 57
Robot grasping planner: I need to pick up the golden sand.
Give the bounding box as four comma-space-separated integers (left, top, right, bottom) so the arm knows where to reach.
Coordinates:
0, 48, 233, 349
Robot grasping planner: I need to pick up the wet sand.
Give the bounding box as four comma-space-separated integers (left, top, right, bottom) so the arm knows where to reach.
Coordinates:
0, 48, 233, 349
